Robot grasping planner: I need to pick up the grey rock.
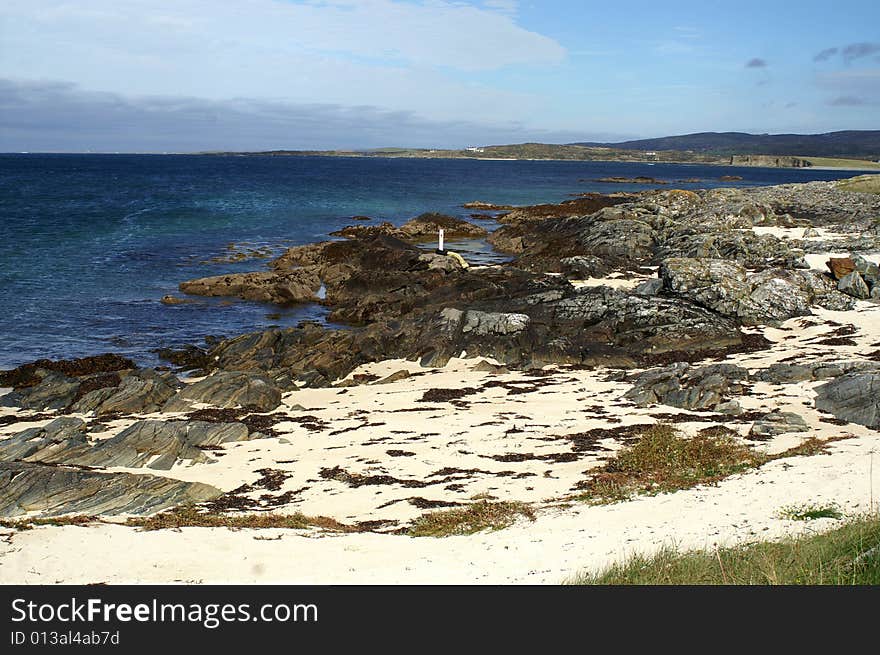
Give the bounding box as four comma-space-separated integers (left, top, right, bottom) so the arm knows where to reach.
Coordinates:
1, 370, 81, 411
815, 373, 880, 427
624, 362, 749, 410
163, 371, 283, 412
633, 277, 664, 296
0, 461, 220, 517
749, 411, 810, 438
461, 310, 531, 336
837, 271, 870, 299
755, 363, 815, 384
560, 255, 606, 279
0, 417, 88, 461
72, 369, 180, 415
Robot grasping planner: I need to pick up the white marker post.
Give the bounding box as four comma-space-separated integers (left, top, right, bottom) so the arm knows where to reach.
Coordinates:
438, 228, 445, 253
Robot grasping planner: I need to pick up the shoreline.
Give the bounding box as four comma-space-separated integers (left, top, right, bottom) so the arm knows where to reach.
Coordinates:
2, 176, 880, 584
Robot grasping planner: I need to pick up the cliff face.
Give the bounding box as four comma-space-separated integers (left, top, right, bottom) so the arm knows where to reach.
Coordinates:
730, 155, 812, 168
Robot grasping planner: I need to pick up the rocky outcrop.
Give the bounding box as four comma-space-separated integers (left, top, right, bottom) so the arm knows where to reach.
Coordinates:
815, 373, 880, 427
0, 353, 134, 389
0, 461, 220, 517
658, 258, 854, 325
749, 411, 810, 438
624, 362, 749, 411
163, 371, 283, 412
179, 268, 322, 304
3, 417, 263, 470
1, 368, 180, 414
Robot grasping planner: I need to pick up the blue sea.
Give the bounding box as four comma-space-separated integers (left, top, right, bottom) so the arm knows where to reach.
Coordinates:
0, 154, 862, 369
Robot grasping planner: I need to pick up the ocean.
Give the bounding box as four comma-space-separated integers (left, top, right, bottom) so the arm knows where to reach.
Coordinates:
0, 153, 861, 369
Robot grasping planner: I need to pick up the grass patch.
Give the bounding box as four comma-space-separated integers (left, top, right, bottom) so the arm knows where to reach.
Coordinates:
804, 157, 880, 170
779, 503, 844, 521
575, 423, 762, 504
568, 513, 880, 585
407, 500, 535, 537
574, 424, 848, 505
835, 174, 880, 194
125, 504, 356, 532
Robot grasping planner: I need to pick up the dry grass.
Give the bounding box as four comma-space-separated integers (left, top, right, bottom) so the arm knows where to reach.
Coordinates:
0, 515, 100, 530
407, 500, 535, 537
125, 504, 356, 532
835, 174, 880, 194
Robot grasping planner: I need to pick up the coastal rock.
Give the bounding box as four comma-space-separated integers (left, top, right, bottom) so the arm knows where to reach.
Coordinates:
749, 411, 810, 438
71, 369, 180, 415
0, 353, 135, 389
0, 417, 88, 461
162, 371, 283, 412
0, 461, 220, 517
658, 258, 854, 325
837, 271, 870, 299
827, 257, 856, 280
4, 418, 259, 470
179, 268, 322, 304
624, 362, 749, 410
1, 370, 82, 411
560, 255, 607, 279
815, 373, 880, 427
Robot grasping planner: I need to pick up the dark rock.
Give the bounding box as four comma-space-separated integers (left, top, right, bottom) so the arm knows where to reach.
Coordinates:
163, 371, 283, 412
155, 345, 211, 371
633, 278, 664, 296
0, 353, 135, 389
815, 373, 880, 427
179, 268, 322, 304
560, 255, 607, 279
0, 461, 220, 517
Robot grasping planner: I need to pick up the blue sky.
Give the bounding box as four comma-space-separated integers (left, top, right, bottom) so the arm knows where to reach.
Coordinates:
1, 0, 877, 151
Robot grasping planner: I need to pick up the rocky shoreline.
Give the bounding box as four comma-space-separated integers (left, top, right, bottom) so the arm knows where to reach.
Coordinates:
2, 176, 880, 582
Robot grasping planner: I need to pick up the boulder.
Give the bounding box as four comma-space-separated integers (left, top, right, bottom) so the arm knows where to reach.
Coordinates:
72, 369, 180, 414
624, 362, 749, 411
163, 371, 283, 412
827, 257, 856, 280
837, 271, 870, 299
815, 373, 880, 427
749, 411, 810, 438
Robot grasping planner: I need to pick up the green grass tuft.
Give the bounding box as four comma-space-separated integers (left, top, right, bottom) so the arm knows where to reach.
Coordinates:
779, 503, 844, 521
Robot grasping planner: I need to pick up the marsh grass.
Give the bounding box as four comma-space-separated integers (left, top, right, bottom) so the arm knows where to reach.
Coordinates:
407, 500, 535, 537
568, 513, 880, 585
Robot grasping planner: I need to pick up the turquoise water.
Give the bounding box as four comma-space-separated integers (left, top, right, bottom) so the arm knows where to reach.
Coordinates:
0, 154, 859, 368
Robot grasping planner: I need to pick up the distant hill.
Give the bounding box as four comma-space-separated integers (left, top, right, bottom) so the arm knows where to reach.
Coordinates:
572, 131, 880, 159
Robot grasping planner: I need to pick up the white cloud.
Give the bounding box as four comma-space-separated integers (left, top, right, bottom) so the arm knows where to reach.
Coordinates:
0, 0, 564, 124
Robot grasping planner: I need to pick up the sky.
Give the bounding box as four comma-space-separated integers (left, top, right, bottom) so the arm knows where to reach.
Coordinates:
0, 0, 878, 152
